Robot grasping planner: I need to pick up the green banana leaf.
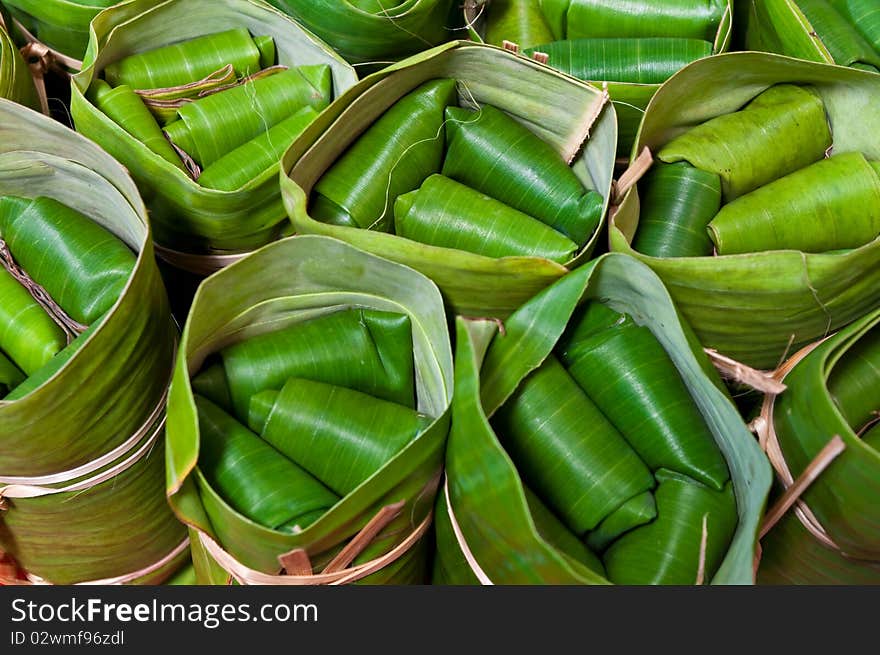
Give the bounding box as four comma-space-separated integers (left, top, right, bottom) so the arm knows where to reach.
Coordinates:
264, 0, 457, 65
435, 253, 772, 585
611, 53, 880, 368
0, 0, 119, 63
71, 0, 358, 259
0, 12, 39, 109
0, 99, 186, 584
166, 235, 453, 584
758, 308, 880, 583
744, 0, 880, 70
463, 1, 732, 154
281, 41, 616, 318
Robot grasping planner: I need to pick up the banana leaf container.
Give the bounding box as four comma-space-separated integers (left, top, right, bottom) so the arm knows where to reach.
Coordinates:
71, 0, 358, 272
0, 99, 187, 584
166, 235, 453, 584
434, 253, 772, 584
757, 308, 880, 584
463, 0, 733, 155
265, 0, 458, 66
281, 40, 616, 318
611, 53, 880, 369
743, 0, 880, 72
0, 9, 39, 108
0, 0, 122, 66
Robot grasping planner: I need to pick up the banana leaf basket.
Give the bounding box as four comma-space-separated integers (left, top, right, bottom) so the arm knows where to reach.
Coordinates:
756, 307, 880, 584
166, 235, 453, 585
265, 0, 458, 66
0, 8, 39, 109
435, 253, 772, 584
70, 0, 358, 273
281, 40, 616, 318
611, 52, 880, 369
0, 99, 188, 585
463, 0, 733, 155
743, 0, 880, 72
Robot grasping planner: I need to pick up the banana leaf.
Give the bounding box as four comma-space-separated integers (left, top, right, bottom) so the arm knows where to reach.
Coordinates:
744, 0, 880, 70
281, 41, 616, 318
435, 253, 771, 584
166, 235, 453, 583
0, 351, 24, 396
0, 13, 39, 109
71, 0, 358, 259
463, 1, 732, 155
264, 0, 457, 65
0, 99, 185, 584
0, 0, 119, 63
611, 53, 880, 368
758, 308, 880, 583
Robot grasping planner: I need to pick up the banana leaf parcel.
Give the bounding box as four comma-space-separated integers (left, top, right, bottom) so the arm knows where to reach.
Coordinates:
265, 0, 458, 65
281, 40, 616, 318
611, 53, 880, 369
743, 0, 880, 72
757, 308, 880, 584
434, 253, 771, 584
166, 235, 453, 584
0, 0, 122, 64
71, 0, 358, 273
0, 10, 39, 109
463, 0, 733, 154
0, 100, 188, 585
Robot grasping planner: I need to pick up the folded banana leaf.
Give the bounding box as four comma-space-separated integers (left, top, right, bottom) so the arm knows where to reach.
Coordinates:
167, 235, 453, 583
744, 0, 880, 70
611, 53, 880, 368
758, 308, 880, 583
435, 253, 771, 584
708, 152, 880, 255
282, 41, 616, 317
463, 1, 732, 154
71, 0, 357, 258
0, 0, 118, 62
0, 351, 24, 396
0, 99, 186, 584
0, 13, 39, 109
264, 0, 456, 64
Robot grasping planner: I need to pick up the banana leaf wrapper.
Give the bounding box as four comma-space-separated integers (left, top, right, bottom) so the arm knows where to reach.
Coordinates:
757, 309, 880, 583
0, 100, 185, 583
71, 0, 358, 257
282, 41, 616, 317
0, 350, 23, 396
264, 0, 456, 64
1, 0, 118, 62
611, 53, 880, 368
435, 253, 771, 584
166, 235, 453, 584
830, 0, 880, 52
104, 27, 273, 89
744, 0, 880, 70
463, 1, 732, 155
708, 152, 880, 255
0, 16, 39, 109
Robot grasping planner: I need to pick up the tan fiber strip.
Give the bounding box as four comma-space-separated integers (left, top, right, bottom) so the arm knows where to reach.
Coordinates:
611, 146, 653, 206
154, 243, 251, 277
198, 512, 432, 586
705, 348, 787, 395
443, 478, 493, 585
322, 501, 405, 574
13, 19, 81, 71
277, 549, 313, 577
760, 435, 846, 539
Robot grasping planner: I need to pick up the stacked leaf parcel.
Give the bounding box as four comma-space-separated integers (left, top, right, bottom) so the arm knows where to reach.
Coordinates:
611, 53, 880, 368
282, 41, 615, 317
435, 254, 771, 584
0, 8, 39, 109
464, 0, 732, 153
72, 0, 357, 270
745, 0, 880, 71
266, 0, 457, 65
0, 100, 186, 585
166, 236, 453, 584
758, 307, 880, 584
